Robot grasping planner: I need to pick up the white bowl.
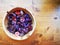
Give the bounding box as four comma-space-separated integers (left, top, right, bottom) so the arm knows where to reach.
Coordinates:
2, 7, 36, 40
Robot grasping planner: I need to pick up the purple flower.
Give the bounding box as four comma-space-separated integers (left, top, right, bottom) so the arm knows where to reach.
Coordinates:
20, 17, 25, 22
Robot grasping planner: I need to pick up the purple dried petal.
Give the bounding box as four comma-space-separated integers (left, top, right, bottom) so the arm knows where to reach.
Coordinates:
19, 31, 25, 36
12, 13, 16, 17
20, 17, 25, 22
12, 21, 16, 25
20, 10, 24, 15
23, 28, 28, 33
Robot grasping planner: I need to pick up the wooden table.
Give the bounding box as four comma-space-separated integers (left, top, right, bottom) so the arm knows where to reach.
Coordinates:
0, 0, 60, 45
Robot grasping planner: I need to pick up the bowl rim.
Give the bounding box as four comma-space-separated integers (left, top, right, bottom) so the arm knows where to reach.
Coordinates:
2, 7, 36, 40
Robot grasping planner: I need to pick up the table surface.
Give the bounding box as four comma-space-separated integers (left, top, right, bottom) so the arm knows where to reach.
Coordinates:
0, 0, 60, 45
